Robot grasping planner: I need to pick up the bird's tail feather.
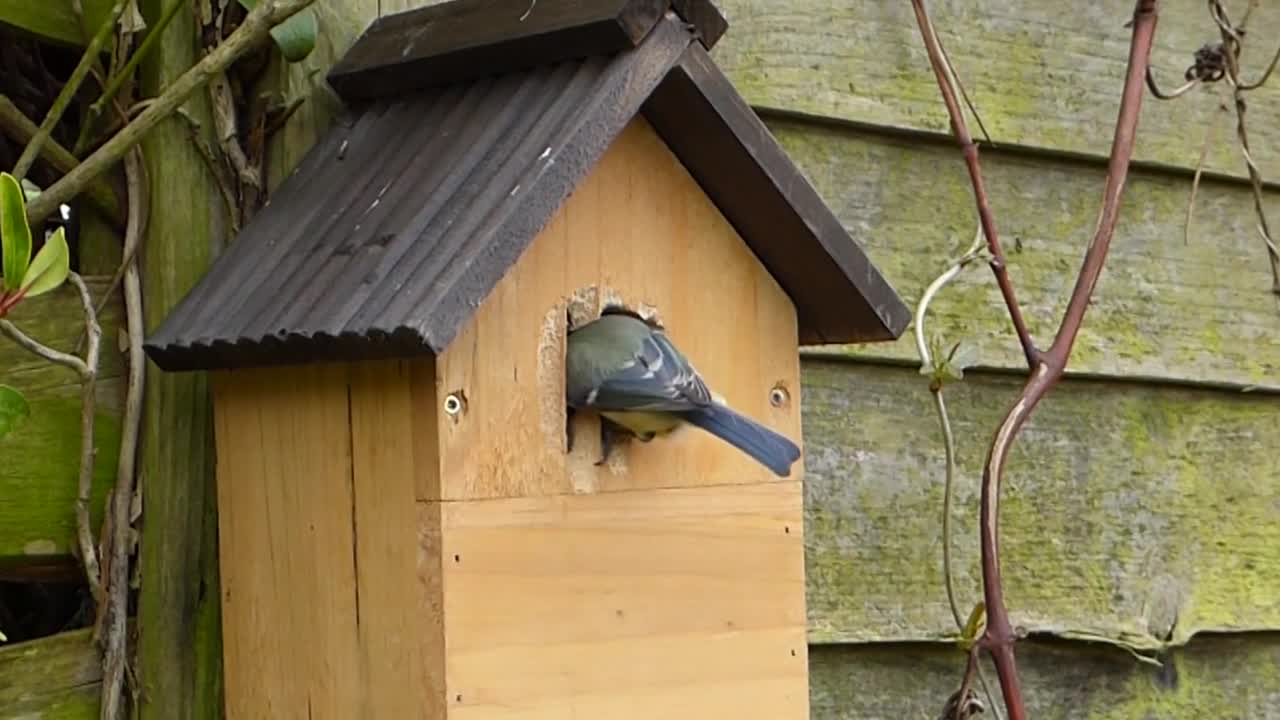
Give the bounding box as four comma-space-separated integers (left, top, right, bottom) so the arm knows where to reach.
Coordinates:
683, 404, 801, 477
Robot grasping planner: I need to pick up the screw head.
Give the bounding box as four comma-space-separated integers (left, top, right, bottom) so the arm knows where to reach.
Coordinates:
769, 384, 790, 408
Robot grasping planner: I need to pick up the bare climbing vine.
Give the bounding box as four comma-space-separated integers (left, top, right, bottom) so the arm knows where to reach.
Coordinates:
907, 1, 1163, 718
1148, 0, 1280, 294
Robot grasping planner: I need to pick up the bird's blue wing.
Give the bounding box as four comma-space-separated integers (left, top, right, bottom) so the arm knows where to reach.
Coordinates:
586, 329, 714, 412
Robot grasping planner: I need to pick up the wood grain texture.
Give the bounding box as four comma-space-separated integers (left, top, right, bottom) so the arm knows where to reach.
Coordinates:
134, 0, 234, 716
327, 0, 667, 100
213, 364, 358, 719
710, 0, 1280, 182
761, 118, 1280, 390
436, 116, 803, 500
264, 0, 446, 191
800, 359, 1280, 647
439, 482, 809, 719
347, 360, 436, 717
213, 362, 432, 720
0, 278, 122, 564
810, 634, 1280, 719
0, 628, 101, 719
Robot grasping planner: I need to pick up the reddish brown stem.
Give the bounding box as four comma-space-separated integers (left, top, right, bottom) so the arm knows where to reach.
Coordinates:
979, 1, 1161, 717
911, 2, 1162, 719
909, 0, 1039, 369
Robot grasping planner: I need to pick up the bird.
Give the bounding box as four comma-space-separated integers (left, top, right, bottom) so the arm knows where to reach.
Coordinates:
564, 306, 802, 477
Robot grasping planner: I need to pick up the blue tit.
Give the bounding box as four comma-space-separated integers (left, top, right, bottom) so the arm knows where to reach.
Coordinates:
565, 306, 802, 477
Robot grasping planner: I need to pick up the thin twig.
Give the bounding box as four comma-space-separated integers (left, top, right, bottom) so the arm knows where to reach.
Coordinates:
971, 5, 1161, 720
1185, 104, 1225, 245
0, 318, 90, 375
1144, 68, 1198, 99
11, 0, 129, 179
24, 0, 318, 226
99, 148, 147, 720
1239, 41, 1280, 90
1209, 1, 1280, 291
913, 225, 985, 631
0, 276, 104, 602
74, 0, 187, 156
912, 227, 1005, 720
176, 108, 241, 233
909, 0, 1038, 369
0, 95, 125, 228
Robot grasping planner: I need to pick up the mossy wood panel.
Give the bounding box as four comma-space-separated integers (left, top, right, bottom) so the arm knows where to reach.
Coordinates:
711, 0, 1280, 182
764, 118, 1280, 390
801, 359, 1280, 647
810, 634, 1280, 719
0, 628, 100, 719
0, 278, 122, 565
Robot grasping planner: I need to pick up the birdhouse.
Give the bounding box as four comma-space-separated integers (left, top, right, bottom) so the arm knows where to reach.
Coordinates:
144, 1, 908, 718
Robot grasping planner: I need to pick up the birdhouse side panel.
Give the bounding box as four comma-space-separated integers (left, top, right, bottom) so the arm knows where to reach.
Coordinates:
438, 480, 810, 719
212, 360, 443, 719
435, 116, 804, 502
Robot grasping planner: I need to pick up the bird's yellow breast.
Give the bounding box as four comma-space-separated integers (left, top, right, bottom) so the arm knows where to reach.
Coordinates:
600, 410, 685, 440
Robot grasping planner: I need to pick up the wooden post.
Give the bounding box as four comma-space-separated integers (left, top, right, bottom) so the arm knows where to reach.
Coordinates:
135, 1, 226, 716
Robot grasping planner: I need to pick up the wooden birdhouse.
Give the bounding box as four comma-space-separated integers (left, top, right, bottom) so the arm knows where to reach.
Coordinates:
144, 1, 909, 717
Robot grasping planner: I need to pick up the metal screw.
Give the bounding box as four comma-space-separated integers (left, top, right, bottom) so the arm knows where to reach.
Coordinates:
769, 384, 790, 408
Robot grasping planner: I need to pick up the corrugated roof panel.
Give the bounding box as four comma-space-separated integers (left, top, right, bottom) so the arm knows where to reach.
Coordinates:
145, 14, 697, 370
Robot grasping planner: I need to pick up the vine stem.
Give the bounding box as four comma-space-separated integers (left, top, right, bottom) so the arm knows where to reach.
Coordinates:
11, 0, 129, 180
909, 2, 1162, 718
23, 0, 318, 226
99, 147, 147, 720
0, 274, 103, 602
912, 226, 1003, 720
908, 0, 1038, 370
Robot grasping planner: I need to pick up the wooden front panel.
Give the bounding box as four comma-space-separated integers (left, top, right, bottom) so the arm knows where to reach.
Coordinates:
435, 115, 804, 501
212, 360, 441, 720
436, 481, 809, 719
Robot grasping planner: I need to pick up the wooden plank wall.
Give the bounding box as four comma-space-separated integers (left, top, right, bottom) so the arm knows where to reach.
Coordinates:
708, 0, 1280, 716
6, 1, 1280, 718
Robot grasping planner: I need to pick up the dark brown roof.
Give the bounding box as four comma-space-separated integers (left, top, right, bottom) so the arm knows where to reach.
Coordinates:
144, 1, 909, 372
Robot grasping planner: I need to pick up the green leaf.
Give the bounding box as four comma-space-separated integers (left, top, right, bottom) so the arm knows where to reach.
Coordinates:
20, 226, 70, 299
0, 384, 30, 442
236, 0, 317, 62
1, 172, 33, 292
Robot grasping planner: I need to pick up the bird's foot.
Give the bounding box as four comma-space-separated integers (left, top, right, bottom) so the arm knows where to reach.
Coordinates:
596, 418, 628, 466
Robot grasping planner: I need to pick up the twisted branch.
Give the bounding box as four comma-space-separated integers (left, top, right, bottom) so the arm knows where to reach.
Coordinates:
908, 2, 1162, 717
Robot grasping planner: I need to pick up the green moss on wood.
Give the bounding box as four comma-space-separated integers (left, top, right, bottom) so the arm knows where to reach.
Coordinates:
810, 633, 1280, 719
760, 118, 1280, 390
0, 279, 123, 564
133, 2, 226, 717
0, 628, 100, 718
711, 0, 1280, 182
801, 359, 1280, 647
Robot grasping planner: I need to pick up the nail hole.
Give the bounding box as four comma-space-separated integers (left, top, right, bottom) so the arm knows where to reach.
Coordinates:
790, 649, 797, 657
444, 390, 467, 418
784, 525, 791, 534
769, 383, 790, 408
455, 694, 463, 703
453, 554, 461, 563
